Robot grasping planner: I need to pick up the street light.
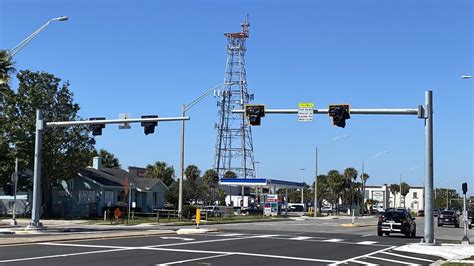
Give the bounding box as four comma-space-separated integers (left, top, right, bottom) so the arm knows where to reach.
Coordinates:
178, 83, 222, 219
314, 135, 350, 217
7, 16, 68, 58
254, 161, 260, 206
361, 150, 389, 215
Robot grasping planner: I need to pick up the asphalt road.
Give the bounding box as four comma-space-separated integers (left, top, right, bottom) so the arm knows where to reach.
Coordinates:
0, 228, 443, 265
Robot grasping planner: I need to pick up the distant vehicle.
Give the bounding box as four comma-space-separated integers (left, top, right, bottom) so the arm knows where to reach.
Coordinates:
417, 210, 425, 217
438, 210, 460, 228
378, 209, 416, 238
287, 203, 305, 212
467, 210, 473, 230
320, 206, 333, 214
433, 209, 440, 217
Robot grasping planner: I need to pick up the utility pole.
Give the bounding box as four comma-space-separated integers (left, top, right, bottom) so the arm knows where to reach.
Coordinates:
300, 169, 305, 205
314, 148, 318, 217
10, 158, 18, 226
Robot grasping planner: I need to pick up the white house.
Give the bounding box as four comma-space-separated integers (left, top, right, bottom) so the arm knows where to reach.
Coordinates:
364, 185, 424, 211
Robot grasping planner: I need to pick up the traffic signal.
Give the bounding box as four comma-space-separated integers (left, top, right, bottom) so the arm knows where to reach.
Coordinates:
462, 182, 468, 195
328, 104, 350, 128
141, 115, 158, 135
89, 117, 106, 136
245, 104, 265, 126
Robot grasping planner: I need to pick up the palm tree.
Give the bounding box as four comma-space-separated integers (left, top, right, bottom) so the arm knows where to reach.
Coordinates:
327, 170, 345, 212
343, 167, 358, 213
145, 161, 175, 186
400, 182, 411, 208
389, 184, 400, 208
203, 169, 219, 186
184, 165, 201, 183
0, 50, 15, 85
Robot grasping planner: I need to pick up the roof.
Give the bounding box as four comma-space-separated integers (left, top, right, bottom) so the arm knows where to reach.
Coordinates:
80, 167, 168, 191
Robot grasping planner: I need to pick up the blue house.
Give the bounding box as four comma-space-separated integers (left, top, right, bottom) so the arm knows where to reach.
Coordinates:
52, 157, 168, 217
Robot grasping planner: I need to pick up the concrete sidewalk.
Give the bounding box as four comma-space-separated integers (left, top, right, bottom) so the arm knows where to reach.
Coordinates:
395, 243, 474, 261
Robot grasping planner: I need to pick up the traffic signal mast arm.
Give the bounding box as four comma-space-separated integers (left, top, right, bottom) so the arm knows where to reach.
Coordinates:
235, 108, 419, 115
45, 116, 190, 128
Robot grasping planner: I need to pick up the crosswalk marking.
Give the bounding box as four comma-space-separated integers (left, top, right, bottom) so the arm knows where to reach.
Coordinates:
380, 251, 434, 262
355, 241, 377, 245
323, 238, 344, 242
289, 236, 312, 240
254, 234, 279, 238
366, 255, 418, 265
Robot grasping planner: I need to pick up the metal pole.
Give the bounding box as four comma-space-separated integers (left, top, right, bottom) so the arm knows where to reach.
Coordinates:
255, 162, 259, 206
29, 109, 43, 228
462, 193, 470, 244
127, 183, 131, 224
423, 90, 435, 244
314, 147, 318, 217
399, 174, 402, 208
361, 161, 365, 216
446, 189, 449, 210
10, 158, 18, 226
178, 105, 185, 219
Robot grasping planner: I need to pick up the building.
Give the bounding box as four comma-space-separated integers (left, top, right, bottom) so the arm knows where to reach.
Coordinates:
52, 157, 168, 217
364, 185, 425, 211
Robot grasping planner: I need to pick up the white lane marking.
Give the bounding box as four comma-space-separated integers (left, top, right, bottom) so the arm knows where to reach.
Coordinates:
0, 248, 129, 263
253, 234, 279, 238
160, 237, 194, 241
355, 241, 377, 245
156, 254, 232, 265
361, 234, 373, 237
330, 246, 396, 265
323, 238, 344, 242
233, 251, 337, 263
219, 233, 244, 237
38, 242, 129, 249
148, 235, 267, 248
380, 251, 435, 262
366, 255, 420, 265
350, 259, 378, 266
289, 236, 312, 240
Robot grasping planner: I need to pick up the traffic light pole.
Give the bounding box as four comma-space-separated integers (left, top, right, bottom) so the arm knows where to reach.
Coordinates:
27, 109, 190, 229
233, 90, 436, 244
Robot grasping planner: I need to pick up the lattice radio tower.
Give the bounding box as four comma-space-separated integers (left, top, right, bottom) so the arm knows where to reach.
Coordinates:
214, 16, 256, 179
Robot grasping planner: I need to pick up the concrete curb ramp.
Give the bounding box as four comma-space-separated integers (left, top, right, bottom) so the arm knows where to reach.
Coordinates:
176, 228, 219, 234
395, 243, 474, 261
340, 223, 375, 227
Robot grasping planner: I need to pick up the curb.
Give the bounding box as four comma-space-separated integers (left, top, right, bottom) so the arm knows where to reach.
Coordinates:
0, 230, 177, 246
176, 228, 219, 235
340, 223, 375, 227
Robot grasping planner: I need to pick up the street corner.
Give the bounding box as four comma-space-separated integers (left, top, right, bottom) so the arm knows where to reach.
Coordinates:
395, 243, 474, 261
176, 228, 219, 235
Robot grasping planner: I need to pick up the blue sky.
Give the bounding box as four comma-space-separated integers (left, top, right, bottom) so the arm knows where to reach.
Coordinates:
1, 0, 472, 192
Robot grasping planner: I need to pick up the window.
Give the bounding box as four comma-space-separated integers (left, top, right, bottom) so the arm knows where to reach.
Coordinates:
413, 192, 418, 199
78, 190, 97, 204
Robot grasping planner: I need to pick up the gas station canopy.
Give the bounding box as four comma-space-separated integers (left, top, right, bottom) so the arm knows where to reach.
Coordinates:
219, 178, 304, 189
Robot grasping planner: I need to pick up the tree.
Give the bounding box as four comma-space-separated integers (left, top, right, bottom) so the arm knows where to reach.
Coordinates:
343, 167, 358, 213
203, 169, 219, 187
0, 50, 15, 85
400, 182, 411, 208
389, 184, 400, 208
326, 170, 345, 211
2, 70, 96, 216
312, 174, 330, 209
145, 161, 175, 186
185, 165, 201, 183
91, 149, 121, 168
360, 173, 370, 184
223, 170, 237, 179
344, 167, 358, 182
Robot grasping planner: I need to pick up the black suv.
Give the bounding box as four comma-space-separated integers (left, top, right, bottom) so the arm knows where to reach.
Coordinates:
438, 210, 460, 228
377, 209, 416, 237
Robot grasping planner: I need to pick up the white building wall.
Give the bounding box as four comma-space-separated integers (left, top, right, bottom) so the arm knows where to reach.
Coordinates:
365, 185, 424, 211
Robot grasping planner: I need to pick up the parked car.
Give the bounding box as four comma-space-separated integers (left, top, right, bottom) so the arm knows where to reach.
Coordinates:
467, 210, 473, 230
438, 210, 460, 228
433, 209, 440, 217
377, 209, 416, 238
320, 206, 333, 214
417, 210, 425, 217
